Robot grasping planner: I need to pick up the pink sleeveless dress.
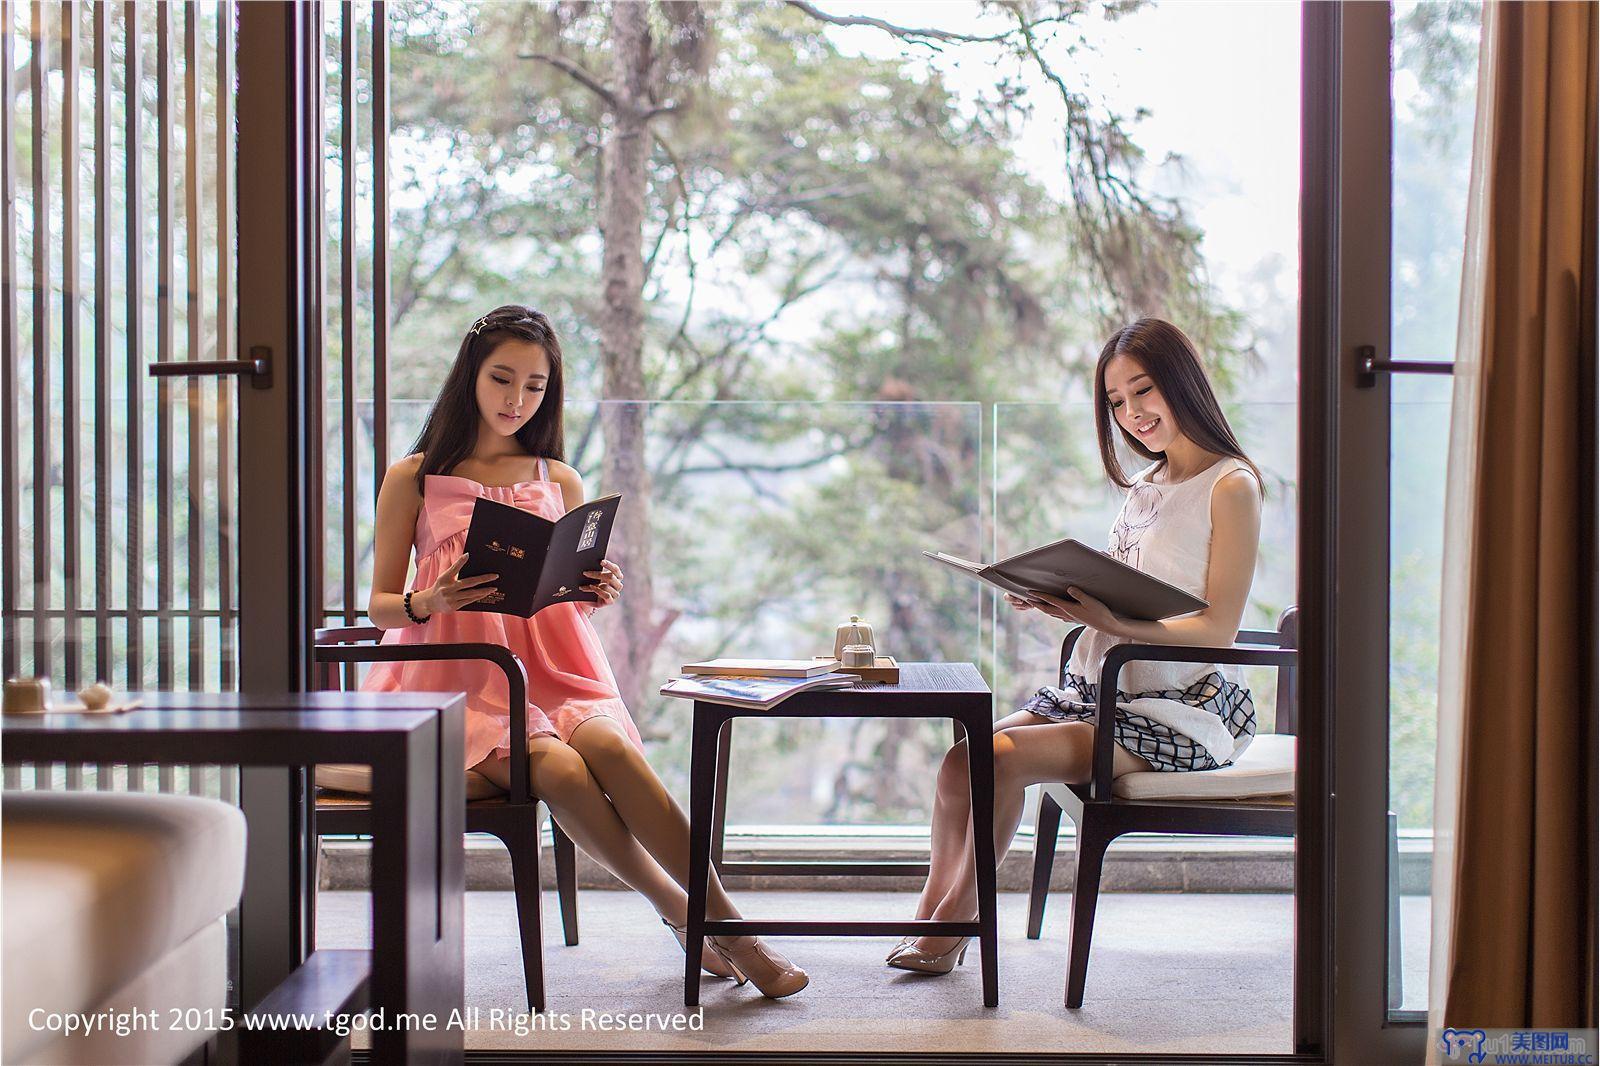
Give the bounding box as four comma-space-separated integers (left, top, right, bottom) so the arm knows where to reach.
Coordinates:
359, 458, 645, 771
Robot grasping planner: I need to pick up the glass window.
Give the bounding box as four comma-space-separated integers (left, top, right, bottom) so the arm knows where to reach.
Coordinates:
1388, 0, 1484, 1017
343, 0, 1305, 840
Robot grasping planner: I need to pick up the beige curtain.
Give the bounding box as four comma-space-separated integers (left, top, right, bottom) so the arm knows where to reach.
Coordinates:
1428, 0, 1597, 1048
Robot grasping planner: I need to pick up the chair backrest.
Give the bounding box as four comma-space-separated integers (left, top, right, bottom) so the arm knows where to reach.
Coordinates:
1057, 605, 1299, 736
1240, 606, 1298, 736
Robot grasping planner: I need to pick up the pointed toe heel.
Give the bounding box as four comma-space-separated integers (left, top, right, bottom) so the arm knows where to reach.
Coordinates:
885, 936, 971, 975
663, 917, 743, 981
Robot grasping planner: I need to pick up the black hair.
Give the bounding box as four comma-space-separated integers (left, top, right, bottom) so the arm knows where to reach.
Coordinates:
1092, 317, 1264, 493
409, 304, 565, 492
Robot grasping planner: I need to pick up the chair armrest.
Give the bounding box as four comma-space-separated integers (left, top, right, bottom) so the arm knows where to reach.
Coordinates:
315, 641, 534, 805
1087, 642, 1299, 800
315, 624, 385, 645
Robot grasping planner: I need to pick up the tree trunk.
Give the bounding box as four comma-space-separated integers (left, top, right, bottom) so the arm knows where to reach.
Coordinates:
594, 1, 659, 715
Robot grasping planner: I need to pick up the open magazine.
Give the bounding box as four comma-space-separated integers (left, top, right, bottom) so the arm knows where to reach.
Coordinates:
660, 672, 857, 710
923, 537, 1207, 621
681, 658, 842, 678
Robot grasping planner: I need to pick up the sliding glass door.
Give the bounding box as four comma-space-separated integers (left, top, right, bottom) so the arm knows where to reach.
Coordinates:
1305, 0, 1482, 1058
1, 0, 259, 998
0, 0, 320, 1013
1387, 0, 1483, 1023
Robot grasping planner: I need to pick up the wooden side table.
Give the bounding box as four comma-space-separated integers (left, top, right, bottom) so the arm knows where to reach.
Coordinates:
682, 662, 999, 1007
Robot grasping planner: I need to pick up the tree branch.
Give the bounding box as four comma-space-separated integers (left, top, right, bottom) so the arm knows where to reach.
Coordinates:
786, 0, 1046, 47
522, 51, 619, 110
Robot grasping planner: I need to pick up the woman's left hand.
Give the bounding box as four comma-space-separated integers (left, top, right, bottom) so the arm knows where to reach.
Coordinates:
1029, 587, 1126, 637
582, 559, 624, 610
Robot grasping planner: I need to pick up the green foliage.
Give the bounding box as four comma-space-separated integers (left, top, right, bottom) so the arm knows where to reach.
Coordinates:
8, 0, 1480, 830
375, 0, 1286, 823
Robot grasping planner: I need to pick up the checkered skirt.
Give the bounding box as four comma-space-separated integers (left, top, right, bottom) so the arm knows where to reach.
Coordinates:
1019, 669, 1256, 772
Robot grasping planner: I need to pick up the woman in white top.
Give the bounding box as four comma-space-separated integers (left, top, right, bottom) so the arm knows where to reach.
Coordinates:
889, 317, 1265, 975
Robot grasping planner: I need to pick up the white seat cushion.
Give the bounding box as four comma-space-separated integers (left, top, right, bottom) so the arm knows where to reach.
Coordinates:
315, 763, 505, 801
2, 791, 245, 1063
14, 920, 226, 1066
1112, 732, 1296, 800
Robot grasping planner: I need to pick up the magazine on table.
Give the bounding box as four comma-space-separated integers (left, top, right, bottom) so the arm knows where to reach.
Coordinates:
922, 536, 1207, 622
455, 493, 621, 618
660, 672, 858, 710
680, 658, 842, 678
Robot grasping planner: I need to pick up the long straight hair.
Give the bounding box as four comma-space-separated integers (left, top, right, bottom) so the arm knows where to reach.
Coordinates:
1092, 317, 1263, 492
409, 304, 566, 492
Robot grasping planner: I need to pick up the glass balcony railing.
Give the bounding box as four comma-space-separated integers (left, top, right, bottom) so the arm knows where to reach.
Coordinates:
366, 399, 987, 826
325, 398, 1329, 833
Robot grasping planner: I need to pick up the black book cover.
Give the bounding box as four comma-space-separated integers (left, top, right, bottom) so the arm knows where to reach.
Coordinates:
456, 493, 621, 617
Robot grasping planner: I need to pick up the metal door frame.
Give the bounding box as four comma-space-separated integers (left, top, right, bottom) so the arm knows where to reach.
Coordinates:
1301, 1, 1428, 1060
217, 0, 1423, 1053
234, 0, 318, 1010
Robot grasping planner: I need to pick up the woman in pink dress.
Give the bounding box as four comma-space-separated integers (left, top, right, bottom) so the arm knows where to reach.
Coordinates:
361, 305, 807, 998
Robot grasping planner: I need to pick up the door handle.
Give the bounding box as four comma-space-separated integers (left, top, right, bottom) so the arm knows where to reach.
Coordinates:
1355, 345, 1454, 389
148, 345, 272, 389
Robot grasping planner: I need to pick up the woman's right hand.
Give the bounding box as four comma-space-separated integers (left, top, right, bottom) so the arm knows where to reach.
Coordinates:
1003, 592, 1037, 613
416, 553, 499, 616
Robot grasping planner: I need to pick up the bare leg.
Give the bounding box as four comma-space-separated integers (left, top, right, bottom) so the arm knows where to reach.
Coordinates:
564, 715, 745, 923
562, 715, 812, 997
915, 721, 1154, 955
470, 736, 688, 921
914, 740, 978, 919
912, 710, 1058, 919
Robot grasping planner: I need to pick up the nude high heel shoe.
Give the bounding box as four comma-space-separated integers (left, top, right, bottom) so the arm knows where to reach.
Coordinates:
706, 935, 809, 999
885, 936, 971, 975
662, 918, 742, 981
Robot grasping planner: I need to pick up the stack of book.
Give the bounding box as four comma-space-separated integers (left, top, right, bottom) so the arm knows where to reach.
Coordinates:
660, 659, 857, 710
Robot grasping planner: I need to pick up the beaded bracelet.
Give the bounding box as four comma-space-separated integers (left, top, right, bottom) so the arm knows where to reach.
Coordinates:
403, 589, 428, 625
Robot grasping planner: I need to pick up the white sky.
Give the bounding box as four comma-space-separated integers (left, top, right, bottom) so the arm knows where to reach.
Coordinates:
812, 1, 1301, 281
765, 0, 1305, 397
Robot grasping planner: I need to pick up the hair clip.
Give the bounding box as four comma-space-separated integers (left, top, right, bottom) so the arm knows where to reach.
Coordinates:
470, 316, 491, 336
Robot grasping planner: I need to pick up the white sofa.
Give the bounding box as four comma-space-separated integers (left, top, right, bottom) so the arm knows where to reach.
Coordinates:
2, 790, 246, 1066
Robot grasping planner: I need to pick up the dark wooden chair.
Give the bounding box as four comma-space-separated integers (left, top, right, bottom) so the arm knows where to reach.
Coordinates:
1025, 607, 1402, 1010
308, 625, 581, 1013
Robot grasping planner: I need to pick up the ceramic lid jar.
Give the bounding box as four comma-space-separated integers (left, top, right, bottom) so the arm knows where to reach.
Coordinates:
833, 615, 876, 660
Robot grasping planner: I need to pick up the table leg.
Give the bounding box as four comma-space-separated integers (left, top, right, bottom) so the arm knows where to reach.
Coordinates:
684, 703, 724, 1008
369, 705, 465, 1062
964, 708, 1000, 1008
711, 718, 733, 868
237, 767, 303, 1010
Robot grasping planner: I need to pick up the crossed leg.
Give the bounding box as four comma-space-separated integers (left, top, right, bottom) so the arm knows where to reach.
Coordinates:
912, 710, 1045, 922
908, 710, 1154, 954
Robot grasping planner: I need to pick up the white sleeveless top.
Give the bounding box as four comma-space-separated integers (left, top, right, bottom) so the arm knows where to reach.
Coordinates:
1064, 456, 1258, 762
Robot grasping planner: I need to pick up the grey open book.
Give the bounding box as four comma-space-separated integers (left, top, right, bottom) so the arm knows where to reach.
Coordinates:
922, 538, 1208, 622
